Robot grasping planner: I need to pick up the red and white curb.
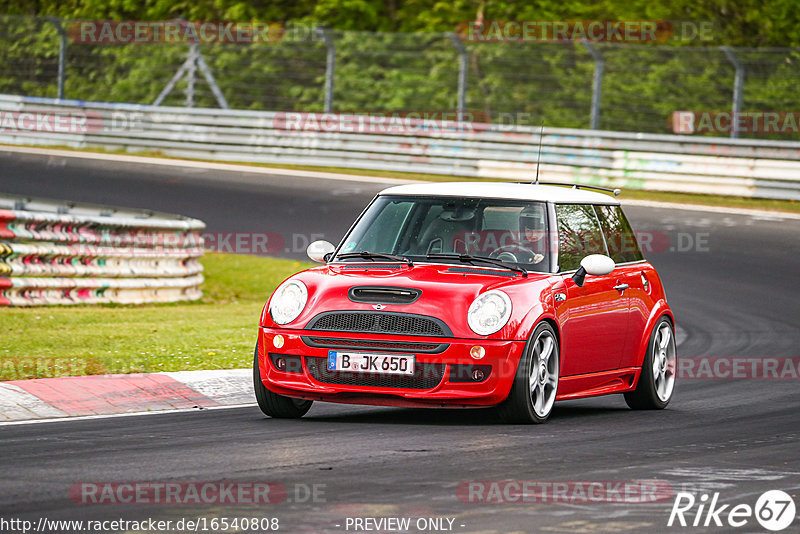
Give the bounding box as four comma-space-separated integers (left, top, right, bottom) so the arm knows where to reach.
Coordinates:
0, 369, 252, 423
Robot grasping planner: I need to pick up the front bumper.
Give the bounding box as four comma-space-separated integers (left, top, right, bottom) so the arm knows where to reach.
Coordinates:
257, 328, 525, 407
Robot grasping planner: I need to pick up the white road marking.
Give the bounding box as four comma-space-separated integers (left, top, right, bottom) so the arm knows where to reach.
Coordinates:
0, 145, 420, 185
0, 383, 69, 420
0, 402, 256, 427
162, 369, 252, 405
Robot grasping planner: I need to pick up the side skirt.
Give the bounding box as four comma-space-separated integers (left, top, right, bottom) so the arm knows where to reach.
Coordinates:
556, 367, 641, 401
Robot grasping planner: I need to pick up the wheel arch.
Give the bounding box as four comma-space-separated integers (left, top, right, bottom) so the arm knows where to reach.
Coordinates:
515, 314, 562, 373
634, 302, 675, 370
540, 317, 561, 351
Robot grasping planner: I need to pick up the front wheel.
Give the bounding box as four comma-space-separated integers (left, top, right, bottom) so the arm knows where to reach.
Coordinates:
497, 322, 559, 424
624, 317, 676, 410
253, 345, 313, 418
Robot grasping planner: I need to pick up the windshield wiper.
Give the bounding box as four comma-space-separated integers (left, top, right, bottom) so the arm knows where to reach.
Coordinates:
426, 253, 527, 277
337, 251, 413, 266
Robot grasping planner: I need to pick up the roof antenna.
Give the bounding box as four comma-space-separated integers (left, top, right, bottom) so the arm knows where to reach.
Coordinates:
534, 120, 544, 185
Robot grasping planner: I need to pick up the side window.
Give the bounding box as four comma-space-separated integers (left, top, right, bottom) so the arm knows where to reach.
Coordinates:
555, 204, 607, 271
594, 205, 644, 263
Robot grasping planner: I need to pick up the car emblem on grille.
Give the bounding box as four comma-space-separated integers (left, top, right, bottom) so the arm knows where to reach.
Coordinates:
372, 304, 387, 310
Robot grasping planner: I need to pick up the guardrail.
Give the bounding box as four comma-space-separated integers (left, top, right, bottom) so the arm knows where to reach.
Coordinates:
0, 194, 205, 306
2, 94, 800, 200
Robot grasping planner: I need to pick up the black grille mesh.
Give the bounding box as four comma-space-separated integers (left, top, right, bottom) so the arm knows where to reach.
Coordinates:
305, 356, 445, 389
307, 312, 449, 337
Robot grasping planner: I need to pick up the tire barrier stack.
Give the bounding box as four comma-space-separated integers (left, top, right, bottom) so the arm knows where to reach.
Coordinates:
2, 94, 800, 200
0, 194, 205, 306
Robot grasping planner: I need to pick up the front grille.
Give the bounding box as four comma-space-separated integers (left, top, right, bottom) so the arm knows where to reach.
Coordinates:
302, 336, 448, 354
306, 312, 451, 337
305, 356, 445, 389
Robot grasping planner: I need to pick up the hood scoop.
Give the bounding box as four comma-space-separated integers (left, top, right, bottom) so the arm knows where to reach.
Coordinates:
348, 286, 422, 304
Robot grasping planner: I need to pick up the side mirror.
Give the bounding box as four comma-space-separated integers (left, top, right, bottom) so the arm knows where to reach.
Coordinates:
307, 240, 335, 263
572, 254, 615, 287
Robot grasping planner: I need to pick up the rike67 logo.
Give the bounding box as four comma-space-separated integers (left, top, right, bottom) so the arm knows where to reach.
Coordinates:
668, 490, 796, 531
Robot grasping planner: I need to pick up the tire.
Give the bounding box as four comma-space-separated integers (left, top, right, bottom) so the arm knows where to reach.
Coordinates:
253, 344, 313, 418
624, 316, 677, 410
497, 322, 559, 424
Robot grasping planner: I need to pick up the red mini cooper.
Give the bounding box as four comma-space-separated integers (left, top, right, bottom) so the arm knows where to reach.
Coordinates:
254, 182, 676, 423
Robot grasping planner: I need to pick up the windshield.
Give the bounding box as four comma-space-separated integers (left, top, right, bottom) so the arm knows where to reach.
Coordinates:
335, 195, 552, 272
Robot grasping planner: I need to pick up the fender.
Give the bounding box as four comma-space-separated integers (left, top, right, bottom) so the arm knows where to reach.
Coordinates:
514, 309, 560, 344
511, 282, 558, 343
633, 300, 674, 369
509, 300, 561, 376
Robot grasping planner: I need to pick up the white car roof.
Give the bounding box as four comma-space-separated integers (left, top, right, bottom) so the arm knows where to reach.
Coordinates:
379, 182, 621, 205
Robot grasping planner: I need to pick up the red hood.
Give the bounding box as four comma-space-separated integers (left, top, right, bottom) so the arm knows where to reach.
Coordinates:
260, 262, 555, 340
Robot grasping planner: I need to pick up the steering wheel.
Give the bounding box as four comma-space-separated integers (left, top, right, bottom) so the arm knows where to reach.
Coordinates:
489, 245, 542, 265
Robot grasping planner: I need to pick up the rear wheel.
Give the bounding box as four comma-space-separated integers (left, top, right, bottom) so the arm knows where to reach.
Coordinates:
624, 317, 676, 410
497, 322, 559, 424
253, 344, 313, 418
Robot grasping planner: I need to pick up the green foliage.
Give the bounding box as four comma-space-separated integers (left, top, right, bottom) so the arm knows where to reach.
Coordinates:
0, 1, 798, 139
3, 0, 799, 46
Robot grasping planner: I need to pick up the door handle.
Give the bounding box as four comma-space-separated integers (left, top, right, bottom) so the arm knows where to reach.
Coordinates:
614, 283, 629, 291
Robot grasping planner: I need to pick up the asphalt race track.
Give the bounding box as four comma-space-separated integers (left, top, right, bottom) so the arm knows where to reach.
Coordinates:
1, 150, 799, 533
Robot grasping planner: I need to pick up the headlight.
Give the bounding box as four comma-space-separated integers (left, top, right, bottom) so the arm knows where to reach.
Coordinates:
467, 290, 512, 336
269, 279, 308, 325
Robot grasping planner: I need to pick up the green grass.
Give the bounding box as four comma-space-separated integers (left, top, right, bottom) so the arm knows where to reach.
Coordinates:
13, 144, 800, 214
619, 189, 800, 213
0, 253, 313, 380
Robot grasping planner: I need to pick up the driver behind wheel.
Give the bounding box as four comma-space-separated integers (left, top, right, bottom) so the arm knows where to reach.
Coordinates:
519, 205, 547, 265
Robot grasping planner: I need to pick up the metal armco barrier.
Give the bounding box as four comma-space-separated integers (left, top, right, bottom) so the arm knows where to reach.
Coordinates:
1, 94, 800, 200
0, 194, 205, 306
